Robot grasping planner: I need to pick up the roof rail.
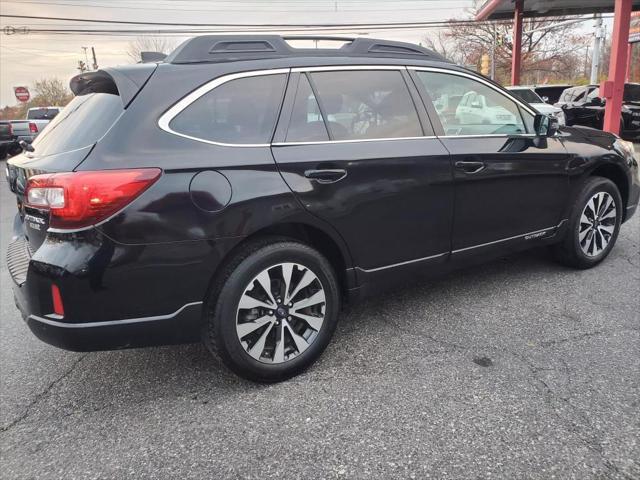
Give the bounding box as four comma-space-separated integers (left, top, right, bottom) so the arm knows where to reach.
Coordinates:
164, 35, 448, 64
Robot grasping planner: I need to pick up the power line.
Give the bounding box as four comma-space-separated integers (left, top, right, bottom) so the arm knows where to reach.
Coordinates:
0, 13, 491, 27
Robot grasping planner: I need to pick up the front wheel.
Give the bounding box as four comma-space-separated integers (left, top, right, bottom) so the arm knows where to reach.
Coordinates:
204, 238, 340, 382
553, 177, 622, 269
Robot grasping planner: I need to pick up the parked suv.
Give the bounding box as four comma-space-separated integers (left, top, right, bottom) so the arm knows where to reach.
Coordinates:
6, 36, 640, 382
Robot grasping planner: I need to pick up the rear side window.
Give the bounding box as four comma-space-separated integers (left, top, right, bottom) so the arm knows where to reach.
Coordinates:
31, 93, 123, 156
169, 73, 286, 144
27, 108, 60, 120
309, 70, 423, 140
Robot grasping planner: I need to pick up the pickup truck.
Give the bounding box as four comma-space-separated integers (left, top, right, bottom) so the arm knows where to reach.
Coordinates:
0, 121, 17, 159
10, 106, 61, 144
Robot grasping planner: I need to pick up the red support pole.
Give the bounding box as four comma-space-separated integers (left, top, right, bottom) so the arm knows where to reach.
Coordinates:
626, 42, 633, 81
603, 0, 632, 135
511, 0, 523, 85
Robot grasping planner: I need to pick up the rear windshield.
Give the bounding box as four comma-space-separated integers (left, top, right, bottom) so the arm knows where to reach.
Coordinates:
509, 89, 543, 104
27, 108, 60, 120
31, 93, 123, 157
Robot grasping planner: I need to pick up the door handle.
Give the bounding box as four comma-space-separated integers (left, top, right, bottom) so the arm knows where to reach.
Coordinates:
455, 161, 485, 174
304, 169, 347, 184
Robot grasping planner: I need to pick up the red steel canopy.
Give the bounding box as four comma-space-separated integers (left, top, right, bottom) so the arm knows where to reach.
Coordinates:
476, 0, 640, 136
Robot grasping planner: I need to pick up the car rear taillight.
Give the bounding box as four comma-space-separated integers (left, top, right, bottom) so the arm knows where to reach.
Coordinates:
25, 169, 162, 230
29, 122, 38, 133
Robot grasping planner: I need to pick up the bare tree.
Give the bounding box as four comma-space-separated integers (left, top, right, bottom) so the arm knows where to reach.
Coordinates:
127, 36, 177, 63
426, 1, 590, 85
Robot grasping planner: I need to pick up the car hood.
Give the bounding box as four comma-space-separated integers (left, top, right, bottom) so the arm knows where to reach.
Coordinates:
531, 103, 562, 115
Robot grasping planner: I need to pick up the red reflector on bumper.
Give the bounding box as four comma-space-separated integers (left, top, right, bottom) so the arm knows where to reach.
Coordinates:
51, 284, 64, 316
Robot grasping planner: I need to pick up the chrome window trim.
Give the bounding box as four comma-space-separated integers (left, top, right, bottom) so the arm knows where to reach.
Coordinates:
157, 68, 290, 148
438, 133, 538, 139
273, 136, 437, 146
408, 66, 538, 118
291, 65, 407, 73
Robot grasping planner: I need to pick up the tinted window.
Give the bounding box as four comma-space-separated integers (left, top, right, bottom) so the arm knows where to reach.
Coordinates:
27, 108, 60, 120
286, 74, 329, 142
624, 84, 640, 102
416, 71, 531, 136
310, 70, 422, 140
31, 93, 123, 156
510, 89, 543, 104
170, 74, 286, 144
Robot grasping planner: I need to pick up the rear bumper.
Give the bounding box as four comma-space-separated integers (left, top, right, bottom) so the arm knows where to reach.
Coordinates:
6, 226, 219, 352
22, 303, 203, 352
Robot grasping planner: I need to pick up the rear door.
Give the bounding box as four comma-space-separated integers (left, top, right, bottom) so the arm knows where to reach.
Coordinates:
271, 67, 454, 275
410, 68, 569, 258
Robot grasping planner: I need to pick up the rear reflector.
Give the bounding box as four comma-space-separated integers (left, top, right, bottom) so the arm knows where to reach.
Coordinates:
51, 284, 64, 316
25, 168, 162, 230
29, 122, 38, 133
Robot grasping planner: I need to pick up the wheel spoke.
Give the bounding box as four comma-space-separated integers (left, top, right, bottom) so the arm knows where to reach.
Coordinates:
598, 194, 612, 217
284, 320, 310, 354
291, 311, 324, 331
287, 268, 315, 303
272, 322, 286, 363
247, 321, 275, 360
291, 289, 325, 312
281, 263, 294, 302
237, 315, 273, 338
239, 294, 273, 310
579, 225, 591, 242
255, 270, 276, 306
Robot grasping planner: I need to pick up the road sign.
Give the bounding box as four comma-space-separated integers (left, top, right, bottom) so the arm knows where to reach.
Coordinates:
14, 86, 30, 103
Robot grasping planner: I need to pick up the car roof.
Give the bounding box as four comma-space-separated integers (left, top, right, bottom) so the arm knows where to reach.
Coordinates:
164, 35, 449, 65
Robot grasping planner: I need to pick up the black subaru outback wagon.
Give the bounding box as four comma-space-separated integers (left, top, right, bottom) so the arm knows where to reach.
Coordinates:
6, 36, 640, 382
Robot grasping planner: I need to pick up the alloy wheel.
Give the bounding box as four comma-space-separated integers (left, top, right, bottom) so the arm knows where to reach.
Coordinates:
578, 191, 616, 257
236, 262, 326, 364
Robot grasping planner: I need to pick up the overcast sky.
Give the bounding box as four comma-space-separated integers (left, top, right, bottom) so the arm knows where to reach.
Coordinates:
0, 0, 482, 106
1, 0, 607, 108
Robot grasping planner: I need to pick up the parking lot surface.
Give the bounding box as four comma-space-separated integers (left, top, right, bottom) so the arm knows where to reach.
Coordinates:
1, 174, 638, 479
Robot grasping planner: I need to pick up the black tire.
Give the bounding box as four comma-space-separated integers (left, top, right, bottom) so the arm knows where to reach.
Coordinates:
553, 176, 622, 269
203, 237, 340, 382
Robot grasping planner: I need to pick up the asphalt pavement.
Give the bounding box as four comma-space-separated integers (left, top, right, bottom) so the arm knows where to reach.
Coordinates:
1, 169, 638, 479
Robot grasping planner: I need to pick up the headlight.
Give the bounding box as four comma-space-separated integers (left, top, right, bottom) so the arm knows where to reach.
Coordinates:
615, 138, 635, 160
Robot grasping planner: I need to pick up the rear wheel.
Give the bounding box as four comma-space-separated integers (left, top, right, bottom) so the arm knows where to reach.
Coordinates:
204, 238, 340, 382
553, 177, 622, 269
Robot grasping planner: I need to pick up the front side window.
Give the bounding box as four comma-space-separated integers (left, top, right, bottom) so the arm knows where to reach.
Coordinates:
416, 71, 531, 136
169, 73, 286, 144
309, 70, 423, 140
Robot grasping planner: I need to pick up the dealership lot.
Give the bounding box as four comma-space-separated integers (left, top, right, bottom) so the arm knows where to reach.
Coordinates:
0, 175, 638, 479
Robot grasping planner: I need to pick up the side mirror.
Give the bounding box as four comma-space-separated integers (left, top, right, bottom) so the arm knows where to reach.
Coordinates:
534, 113, 559, 137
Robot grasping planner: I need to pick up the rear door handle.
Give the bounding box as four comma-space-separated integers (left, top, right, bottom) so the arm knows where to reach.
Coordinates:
304, 169, 347, 184
455, 161, 485, 174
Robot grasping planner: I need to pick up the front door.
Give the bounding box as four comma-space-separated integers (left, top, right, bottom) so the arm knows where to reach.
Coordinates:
271, 68, 454, 274
411, 68, 569, 256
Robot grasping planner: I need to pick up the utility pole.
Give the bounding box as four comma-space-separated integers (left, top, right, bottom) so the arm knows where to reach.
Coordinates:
81, 46, 89, 67
490, 23, 497, 80
590, 13, 603, 84
91, 47, 98, 70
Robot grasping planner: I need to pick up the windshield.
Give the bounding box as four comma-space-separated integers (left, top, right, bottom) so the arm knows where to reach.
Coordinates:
27, 108, 59, 120
31, 93, 123, 157
509, 89, 543, 104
